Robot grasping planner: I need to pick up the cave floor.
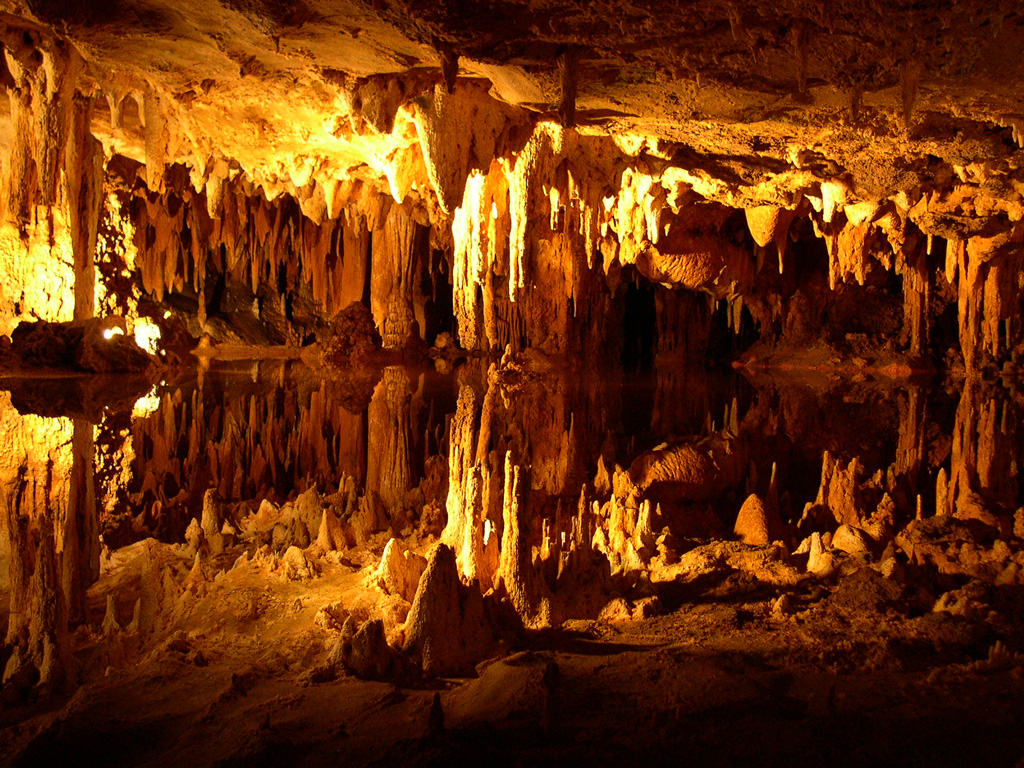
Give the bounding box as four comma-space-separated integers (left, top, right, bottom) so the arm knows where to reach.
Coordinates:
3, 545, 1024, 768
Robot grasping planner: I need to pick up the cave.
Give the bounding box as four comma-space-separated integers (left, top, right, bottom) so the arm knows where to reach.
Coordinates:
2, 1, 1024, 765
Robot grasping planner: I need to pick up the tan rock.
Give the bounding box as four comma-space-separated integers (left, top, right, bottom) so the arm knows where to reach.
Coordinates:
734, 493, 785, 546
341, 619, 393, 680
832, 524, 873, 555
403, 543, 495, 676
372, 537, 428, 603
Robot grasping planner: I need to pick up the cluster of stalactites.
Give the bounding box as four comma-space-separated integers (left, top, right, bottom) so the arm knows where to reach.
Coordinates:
1, 31, 105, 324
446, 120, 756, 353
127, 174, 394, 324
797, 183, 1024, 366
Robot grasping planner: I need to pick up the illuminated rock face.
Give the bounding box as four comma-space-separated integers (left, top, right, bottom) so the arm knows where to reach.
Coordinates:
0, 1, 1021, 373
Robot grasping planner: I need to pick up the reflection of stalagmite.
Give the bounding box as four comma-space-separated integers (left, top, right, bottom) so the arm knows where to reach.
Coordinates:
946, 381, 1017, 530
3, 478, 32, 647
495, 453, 552, 628
895, 386, 926, 495
30, 513, 69, 688
441, 385, 502, 591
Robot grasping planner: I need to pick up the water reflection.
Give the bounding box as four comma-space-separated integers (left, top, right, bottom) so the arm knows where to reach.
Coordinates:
2, 357, 1022, 691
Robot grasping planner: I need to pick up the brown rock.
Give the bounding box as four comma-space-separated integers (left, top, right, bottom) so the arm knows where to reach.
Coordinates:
832, 524, 873, 555
342, 619, 393, 679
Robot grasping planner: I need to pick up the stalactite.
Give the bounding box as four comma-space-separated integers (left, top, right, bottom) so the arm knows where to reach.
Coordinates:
142, 86, 168, 194
826, 221, 873, 289
2, 37, 78, 223
370, 202, 419, 348
900, 246, 929, 355
66, 94, 105, 320
411, 81, 507, 215
744, 205, 794, 273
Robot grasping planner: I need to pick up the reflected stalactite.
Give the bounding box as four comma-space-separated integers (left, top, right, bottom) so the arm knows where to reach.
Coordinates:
61, 419, 99, 623
0, 394, 79, 690
944, 380, 1019, 533
124, 369, 372, 536
366, 367, 414, 517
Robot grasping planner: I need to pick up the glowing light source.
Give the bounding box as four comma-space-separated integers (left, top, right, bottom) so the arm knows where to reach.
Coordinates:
133, 318, 162, 354
103, 327, 124, 340
483, 518, 493, 545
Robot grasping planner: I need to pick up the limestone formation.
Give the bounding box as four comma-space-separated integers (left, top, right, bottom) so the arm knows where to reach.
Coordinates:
734, 493, 786, 546
372, 538, 427, 603
403, 544, 496, 676
2, 3, 1024, 763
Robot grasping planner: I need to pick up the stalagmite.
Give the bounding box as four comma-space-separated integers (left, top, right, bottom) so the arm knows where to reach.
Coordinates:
403, 543, 495, 676
734, 493, 785, 546
373, 538, 427, 603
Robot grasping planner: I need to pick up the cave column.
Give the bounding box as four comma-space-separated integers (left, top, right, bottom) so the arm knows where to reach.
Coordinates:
902, 246, 929, 356
365, 367, 413, 520
371, 203, 419, 348
66, 94, 105, 321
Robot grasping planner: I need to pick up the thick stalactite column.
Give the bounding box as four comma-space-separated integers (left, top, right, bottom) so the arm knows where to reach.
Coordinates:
902, 248, 930, 356
66, 94, 104, 320
2, 39, 78, 224
371, 203, 419, 349
365, 367, 413, 516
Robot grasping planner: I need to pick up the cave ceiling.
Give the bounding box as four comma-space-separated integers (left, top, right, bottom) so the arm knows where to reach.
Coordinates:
3, 0, 1024, 226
